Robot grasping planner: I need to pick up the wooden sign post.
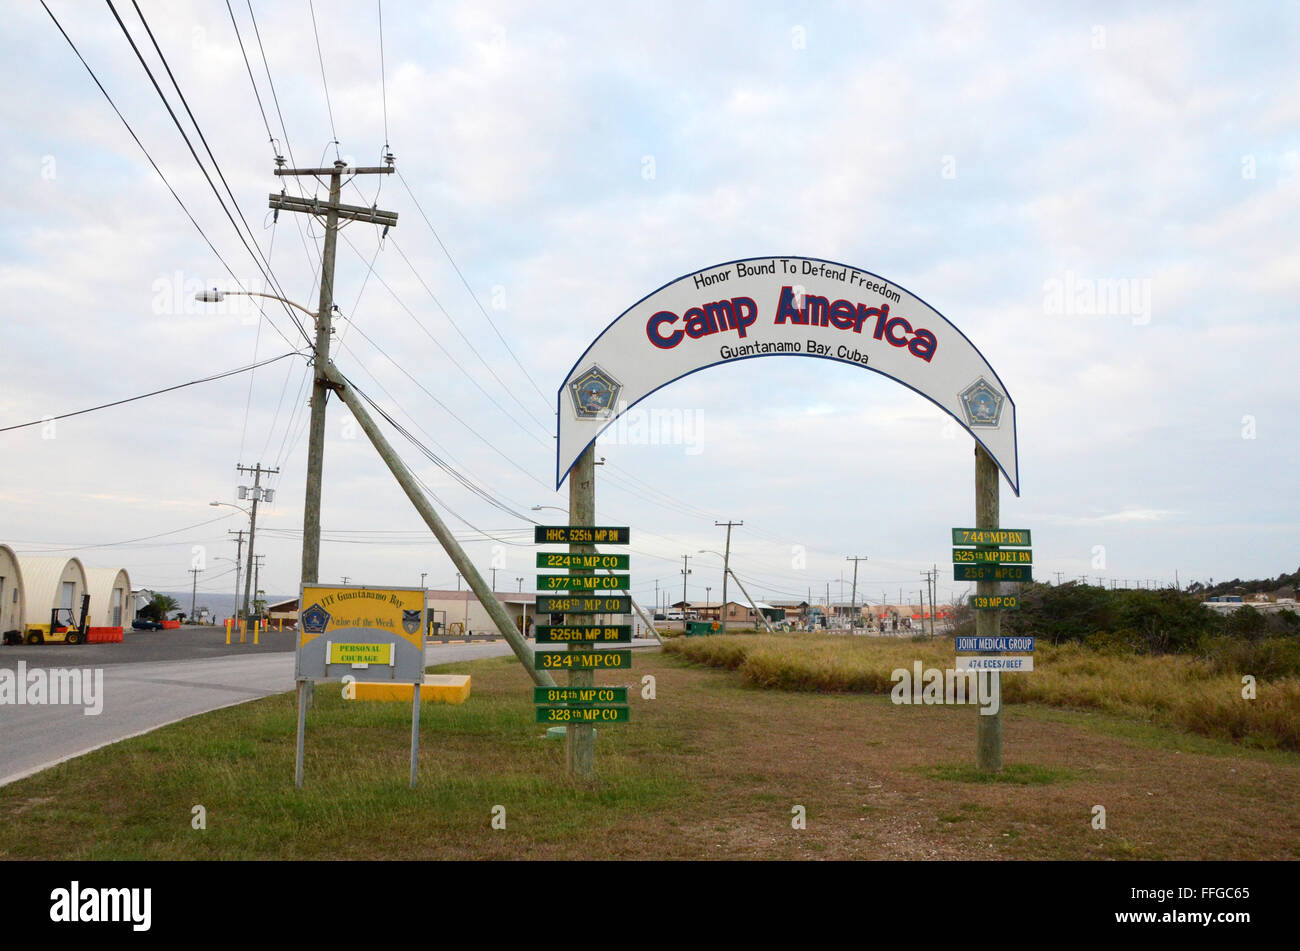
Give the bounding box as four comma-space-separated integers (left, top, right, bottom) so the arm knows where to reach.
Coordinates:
566, 446, 597, 780
973, 445, 1002, 772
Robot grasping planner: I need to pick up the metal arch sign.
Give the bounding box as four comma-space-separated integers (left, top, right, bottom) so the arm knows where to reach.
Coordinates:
555, 256, 1020, 494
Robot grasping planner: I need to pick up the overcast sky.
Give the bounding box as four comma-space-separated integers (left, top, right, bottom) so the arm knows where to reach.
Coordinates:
1, 1, 1296, 610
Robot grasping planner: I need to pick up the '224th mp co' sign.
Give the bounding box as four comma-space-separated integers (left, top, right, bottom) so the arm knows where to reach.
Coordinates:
555, 256, 1019, 495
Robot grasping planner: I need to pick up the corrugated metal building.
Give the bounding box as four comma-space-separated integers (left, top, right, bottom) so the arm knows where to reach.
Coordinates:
0, 545, 24, 635
0, 546, 135, 633
84, 566, 133, 628
15, 555, 88, 628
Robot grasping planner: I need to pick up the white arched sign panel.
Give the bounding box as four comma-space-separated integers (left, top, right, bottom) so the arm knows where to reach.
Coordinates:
556, 256, 1019, 495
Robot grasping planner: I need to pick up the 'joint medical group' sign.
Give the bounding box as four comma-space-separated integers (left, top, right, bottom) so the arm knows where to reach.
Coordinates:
556, 257, 1019, 494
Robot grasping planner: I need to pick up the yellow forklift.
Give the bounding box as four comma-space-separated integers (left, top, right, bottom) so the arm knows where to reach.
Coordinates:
20, 594, 91, 645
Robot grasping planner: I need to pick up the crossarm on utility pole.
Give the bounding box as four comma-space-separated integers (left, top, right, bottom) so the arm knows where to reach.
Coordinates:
323, 362, 555, 687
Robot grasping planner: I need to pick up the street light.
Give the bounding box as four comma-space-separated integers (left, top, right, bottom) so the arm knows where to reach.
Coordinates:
531, 504, 568, 515
210, 500, 251, 516
195, 288, 317, 323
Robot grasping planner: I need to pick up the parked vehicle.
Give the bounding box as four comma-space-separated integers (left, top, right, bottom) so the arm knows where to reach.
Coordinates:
132, 618, 165, 631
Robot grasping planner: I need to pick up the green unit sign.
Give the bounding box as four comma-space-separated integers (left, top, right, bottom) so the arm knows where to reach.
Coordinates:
953, 547, 1033, 564
535, 595, 631, 614
954, 563, 1033, 582
536, 705, 629, 724
536, 573, 630, 591
534, 686, 629, 704
534, 649, 632, 671
537, 552, 630, 570
534, 624, 632, 644
970, 594, 1020, 610
951, 528, 1032, 547
534, 525, 630, 544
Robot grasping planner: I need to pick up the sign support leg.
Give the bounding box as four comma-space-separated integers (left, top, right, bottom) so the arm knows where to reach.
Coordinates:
975, 445, 1003, 771
294, 678, 308, 788
409, 681, 421, 788
566, 444, 596, 781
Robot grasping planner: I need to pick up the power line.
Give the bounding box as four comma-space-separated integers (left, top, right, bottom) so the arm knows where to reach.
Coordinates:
241, 0, 325, 279
109, 0, 312, 349
395, 168, 550, 403
257, 329, 300, 461
0, 351, 303, 434
271, 363, 312, 470
344, 373, 536, 523
377, 0, 389, 147
41, 0, 301, 353
338, 230, 549, 446
329, 331, 536, 514
224, 0, 275, 151
379, 232, 551, 433
11, 513, 237, 554
307, 0, 340, 160
334, 323, 549, 489
338, 375, 538, 545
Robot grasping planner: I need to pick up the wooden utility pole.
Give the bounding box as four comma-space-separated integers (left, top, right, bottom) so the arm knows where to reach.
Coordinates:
268, 160, 397, 591
253, 555, 266, 618
716, 520, 742, 634
189, 567, 201, 622
567, 444, 597, 780
975, 444, 1002, 771
680, 555, 692, 614
846, 555, 867, 627
227, 529, 245, 622
235, 463, 278, 631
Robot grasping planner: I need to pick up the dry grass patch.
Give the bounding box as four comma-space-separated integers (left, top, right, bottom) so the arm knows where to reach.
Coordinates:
665, 634, 1300, 751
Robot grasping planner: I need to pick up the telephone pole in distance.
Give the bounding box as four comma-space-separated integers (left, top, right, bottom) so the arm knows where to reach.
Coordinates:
716, 520, 742, 634
846, 555, 867, 627
236, 463, 278, 625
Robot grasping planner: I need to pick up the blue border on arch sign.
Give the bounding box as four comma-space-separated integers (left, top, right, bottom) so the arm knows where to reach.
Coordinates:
554, 255, 1021, 495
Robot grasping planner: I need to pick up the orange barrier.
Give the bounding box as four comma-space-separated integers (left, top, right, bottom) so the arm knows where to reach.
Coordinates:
86, 626, 124, 643
162, 620, 181, 630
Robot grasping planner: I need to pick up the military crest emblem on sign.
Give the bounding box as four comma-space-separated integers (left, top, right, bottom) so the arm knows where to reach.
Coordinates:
568, 365, 622, 419
402, 609, 422, 635
959, 378, 1004, 428
301, 603, 331, 635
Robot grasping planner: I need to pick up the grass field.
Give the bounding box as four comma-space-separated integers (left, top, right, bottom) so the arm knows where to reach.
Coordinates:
1, 647, 1296, 860
665, 633, 1300, 750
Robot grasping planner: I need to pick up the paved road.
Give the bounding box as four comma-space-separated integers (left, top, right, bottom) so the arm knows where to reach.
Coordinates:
0, 625, 295, 670
0, 639, 519, 787
0, 632, 660, 787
